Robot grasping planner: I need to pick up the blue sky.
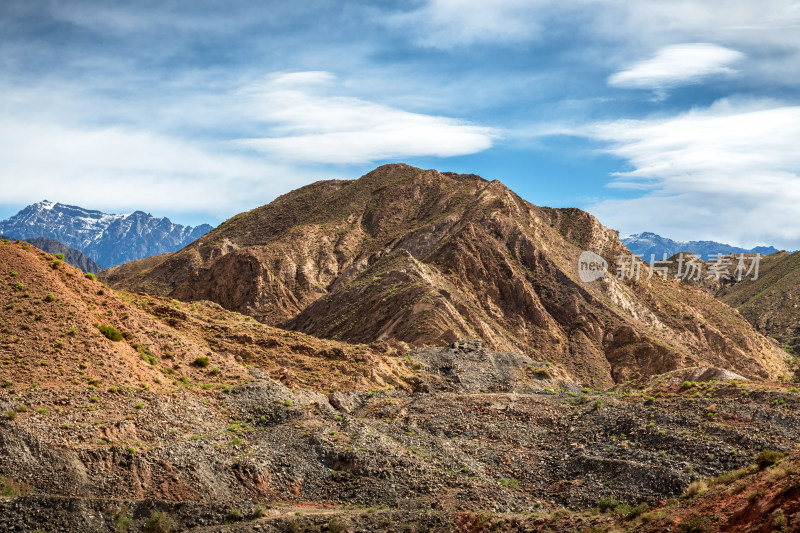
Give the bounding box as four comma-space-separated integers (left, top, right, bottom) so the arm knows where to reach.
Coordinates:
2, 1, 800, 249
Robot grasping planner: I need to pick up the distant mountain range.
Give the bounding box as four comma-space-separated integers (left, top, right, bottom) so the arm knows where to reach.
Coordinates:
0, 200, 213, 268
622, 231, 780, 261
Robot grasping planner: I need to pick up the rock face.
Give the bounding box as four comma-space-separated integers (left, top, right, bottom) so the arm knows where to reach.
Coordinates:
0, 235, 101, 273
623, 231, 779, 261
0, 200, 212, 267
101, 164, 787, 387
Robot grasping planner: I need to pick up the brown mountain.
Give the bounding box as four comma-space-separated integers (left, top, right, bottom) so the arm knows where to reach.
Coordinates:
662, 251, 800, 355
0, 239, 406, 394
717, 251, 800, 352
101, 164, 787, 387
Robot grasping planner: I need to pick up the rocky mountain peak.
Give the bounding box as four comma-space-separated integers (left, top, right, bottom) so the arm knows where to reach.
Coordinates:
101, 164, 787, 387
0, 200, 213, 267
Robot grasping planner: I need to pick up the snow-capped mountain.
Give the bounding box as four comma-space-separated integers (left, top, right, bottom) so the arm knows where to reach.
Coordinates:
0, 201, 213, 268
622, 231, 780, 261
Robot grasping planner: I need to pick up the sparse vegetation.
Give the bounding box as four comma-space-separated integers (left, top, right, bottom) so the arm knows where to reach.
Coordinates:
97, 324, 123, 341
498, 477, 519, 488
0, 475, 33, 497
678, 514, 712, 533
683, 480, 708, 498
597, 497, 619, 512
143, 511, 174, 533
755, 449, 784, 470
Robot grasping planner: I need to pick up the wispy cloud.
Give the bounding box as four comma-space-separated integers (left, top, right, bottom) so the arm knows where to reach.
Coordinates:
608, 43, 743, 98
581, 99, 800, 248
234, 72, 497, 164
384, 0, 547, 48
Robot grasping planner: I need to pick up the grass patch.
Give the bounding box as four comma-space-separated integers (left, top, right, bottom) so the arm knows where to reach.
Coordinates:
97, 324, 123, 341
755, 449, 785, 470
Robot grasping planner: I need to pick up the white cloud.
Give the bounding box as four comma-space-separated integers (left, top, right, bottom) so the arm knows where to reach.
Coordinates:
384, 1, 800, 88
234, 72, 497, 164
608, 43, 743, 95
0, 116, 320, 220
581, 100, 800, 248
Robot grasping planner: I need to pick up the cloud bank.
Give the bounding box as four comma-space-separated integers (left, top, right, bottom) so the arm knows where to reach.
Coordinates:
582, 100, 800, 248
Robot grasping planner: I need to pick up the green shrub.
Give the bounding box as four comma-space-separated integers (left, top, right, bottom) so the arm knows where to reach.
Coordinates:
327, 517, 348, 533
679, 515, 712, 533
773, 508, 787, 528
85, 273, 97, 281
135, 344, 157, 365
97, 324, 123, 341
529, 366, 552, 379
499, 477, 519, 488
143, 511, 174, 533
113, 505, 132, 533
44, 294, 56, 302
227, 508, 244, 521
54, 253, 65, 260
193, 356, 210, 368
615, 502, 649, 520
755, 449, 784, 470
714, 467, 749, 485
2, 410, 17, 420
597, 496, 619, 512
683, 480, 707, 498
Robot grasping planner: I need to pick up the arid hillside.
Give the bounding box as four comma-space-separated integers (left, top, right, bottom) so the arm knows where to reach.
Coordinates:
3, 239, 800, 532
102, 164, 787, 387
717, 251, 800, 351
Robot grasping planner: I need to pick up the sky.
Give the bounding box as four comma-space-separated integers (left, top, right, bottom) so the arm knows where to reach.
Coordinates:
1, 1, 800, 249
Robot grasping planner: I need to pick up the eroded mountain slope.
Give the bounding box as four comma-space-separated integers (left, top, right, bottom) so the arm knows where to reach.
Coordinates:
101, 164, 787, 386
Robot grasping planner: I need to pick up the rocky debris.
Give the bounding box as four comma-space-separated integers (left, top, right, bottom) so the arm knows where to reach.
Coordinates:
408, 340, 578, 394
4, 376, 800, 530
0, 495, 266, 532
651, 366, 749, 387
